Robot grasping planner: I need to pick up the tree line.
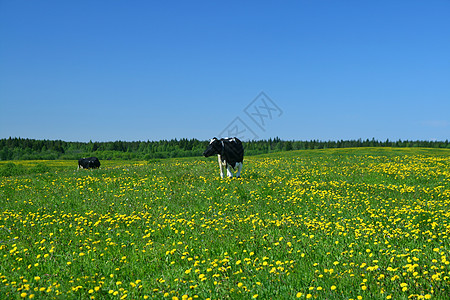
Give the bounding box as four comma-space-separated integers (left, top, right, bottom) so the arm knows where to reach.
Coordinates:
0, 137, 449, 161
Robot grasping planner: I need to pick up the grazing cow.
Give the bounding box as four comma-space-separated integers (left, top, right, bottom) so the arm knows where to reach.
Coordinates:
203, 137, 244, 178
78, 157, 101, 169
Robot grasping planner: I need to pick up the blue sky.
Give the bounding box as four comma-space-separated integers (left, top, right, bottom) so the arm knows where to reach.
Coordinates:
1, 1, 449, 142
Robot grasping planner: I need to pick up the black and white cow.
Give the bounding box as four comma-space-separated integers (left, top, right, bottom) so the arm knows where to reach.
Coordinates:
203, 137, 244, 178
78, 157, 101, 169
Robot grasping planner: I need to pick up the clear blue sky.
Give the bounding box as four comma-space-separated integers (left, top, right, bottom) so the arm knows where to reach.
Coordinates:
1, 1, 449, 142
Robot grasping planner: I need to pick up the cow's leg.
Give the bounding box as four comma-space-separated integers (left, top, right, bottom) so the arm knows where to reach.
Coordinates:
217, 155, 224, 178
236, 162, 243, 178
226, 164, 233, 178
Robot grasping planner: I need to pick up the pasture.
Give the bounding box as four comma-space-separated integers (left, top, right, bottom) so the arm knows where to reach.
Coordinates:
0, 148, 449, 299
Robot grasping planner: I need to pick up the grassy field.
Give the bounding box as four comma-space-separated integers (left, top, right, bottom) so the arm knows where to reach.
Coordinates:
0, 148, 449, 299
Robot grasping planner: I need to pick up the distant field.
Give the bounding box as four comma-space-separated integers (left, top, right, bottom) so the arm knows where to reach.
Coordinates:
0, 160, 147, 177
0, 159, 145, 169
0, 148, 449, 299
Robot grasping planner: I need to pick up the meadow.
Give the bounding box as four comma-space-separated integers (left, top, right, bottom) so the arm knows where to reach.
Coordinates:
0, 148, 449, 299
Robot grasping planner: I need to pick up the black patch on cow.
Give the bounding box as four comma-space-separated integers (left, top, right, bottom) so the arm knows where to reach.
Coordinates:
78, 157, 101, 169
220, 138, 244, 169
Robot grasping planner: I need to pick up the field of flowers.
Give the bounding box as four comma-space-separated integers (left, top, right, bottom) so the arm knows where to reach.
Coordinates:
0, 148, 449, 299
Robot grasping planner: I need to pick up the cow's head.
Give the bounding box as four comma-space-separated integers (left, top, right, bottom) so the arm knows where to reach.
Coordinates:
203, 138, 222, 157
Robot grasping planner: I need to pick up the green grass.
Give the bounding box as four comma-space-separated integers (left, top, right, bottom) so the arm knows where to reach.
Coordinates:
0, 148, 449, 299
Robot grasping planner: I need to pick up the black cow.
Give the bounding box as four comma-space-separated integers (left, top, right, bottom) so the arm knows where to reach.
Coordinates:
78, 157, 101, 169
203, 137, 244, 178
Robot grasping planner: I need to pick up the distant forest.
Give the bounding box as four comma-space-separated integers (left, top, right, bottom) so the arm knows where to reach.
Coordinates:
0, 137, 449, 161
